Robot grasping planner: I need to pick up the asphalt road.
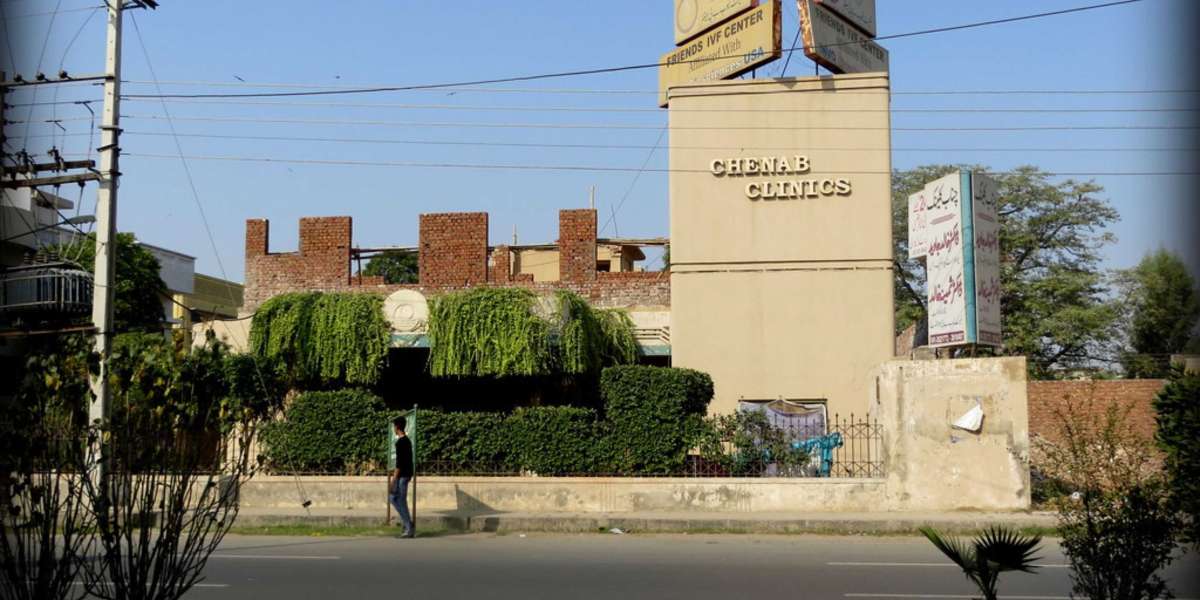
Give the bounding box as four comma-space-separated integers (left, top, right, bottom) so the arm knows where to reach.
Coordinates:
179, 532, 1200, 600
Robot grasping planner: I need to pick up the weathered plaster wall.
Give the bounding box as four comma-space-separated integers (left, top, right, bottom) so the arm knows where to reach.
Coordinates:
872, 357, 1031, 511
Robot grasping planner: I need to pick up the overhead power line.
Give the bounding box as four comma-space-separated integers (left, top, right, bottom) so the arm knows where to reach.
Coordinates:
120, 153, 1199, 177
118, 81, 1200, 97
23, 130, 1200, 153
113, 115, 1199, 132
109, 98, 1200, 114
119, 0, 1146, 100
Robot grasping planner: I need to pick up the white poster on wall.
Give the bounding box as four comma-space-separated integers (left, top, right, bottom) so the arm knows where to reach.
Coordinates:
971, 172, 1002, 347
925, 172, 967, 347
907, 186, 931, 259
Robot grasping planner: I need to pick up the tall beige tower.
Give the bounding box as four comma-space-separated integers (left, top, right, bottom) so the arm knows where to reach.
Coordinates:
668, 73, 894, 416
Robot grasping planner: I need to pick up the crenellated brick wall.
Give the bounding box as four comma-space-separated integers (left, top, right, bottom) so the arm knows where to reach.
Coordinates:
1027, 379, 1166, 444
244, 217, 352, 310
559, 209, 597, 284
242, 209, 670, 313
419, 212, 489, 286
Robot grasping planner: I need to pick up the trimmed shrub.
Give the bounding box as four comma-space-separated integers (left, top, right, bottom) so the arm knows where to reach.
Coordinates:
601, 365, 714, 474
259, 389, 395, 474
508, 406, 604, 475
415, 410, 511, 472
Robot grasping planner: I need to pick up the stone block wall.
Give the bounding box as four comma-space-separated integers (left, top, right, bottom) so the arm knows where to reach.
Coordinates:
1027, 379, 1165, 444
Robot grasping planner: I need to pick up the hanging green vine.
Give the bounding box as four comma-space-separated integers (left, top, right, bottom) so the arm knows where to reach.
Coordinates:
427, 287, 638, 378
427, 288, 553, 377
249, 292, 389, 386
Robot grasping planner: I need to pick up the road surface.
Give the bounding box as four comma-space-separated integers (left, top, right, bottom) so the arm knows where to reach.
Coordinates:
180, 532, 1199, 599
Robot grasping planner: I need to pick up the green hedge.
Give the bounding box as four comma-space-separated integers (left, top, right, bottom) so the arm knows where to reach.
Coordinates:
508, 407, 604, 475
259, 367, 715, 476
601, 365, 714, 474
259, 389, 396, 474
416, 410, 510, 471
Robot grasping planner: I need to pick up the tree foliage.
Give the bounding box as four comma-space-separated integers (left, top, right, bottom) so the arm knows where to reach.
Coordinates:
361, 250, 418, 284
249, 292, 391, 386
1155, 367, 1200, 549
49, 232, 166, 331
1117, 250, 1200, 377
1039, 398, 1180, 600
893, 165, 1120, 377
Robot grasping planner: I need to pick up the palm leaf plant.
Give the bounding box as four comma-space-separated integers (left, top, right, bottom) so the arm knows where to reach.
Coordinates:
919, 525, 1042, 600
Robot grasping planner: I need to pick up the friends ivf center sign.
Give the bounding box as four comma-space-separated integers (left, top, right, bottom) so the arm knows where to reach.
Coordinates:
709, 155, 853, 200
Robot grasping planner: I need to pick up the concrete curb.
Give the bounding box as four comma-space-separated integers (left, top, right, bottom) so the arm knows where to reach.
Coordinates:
232, 511, 1058, 536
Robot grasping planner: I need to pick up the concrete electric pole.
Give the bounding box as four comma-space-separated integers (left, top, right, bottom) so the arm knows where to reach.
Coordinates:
88, 0, 123, 448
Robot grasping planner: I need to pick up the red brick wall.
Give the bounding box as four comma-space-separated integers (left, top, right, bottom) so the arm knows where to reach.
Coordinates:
419, 212, 489, 286
1027, 379, 1165, 444
559, 209, 597, 284
489, 245, 512, 284
244, 217, 351, 310
243, 211, 670, 312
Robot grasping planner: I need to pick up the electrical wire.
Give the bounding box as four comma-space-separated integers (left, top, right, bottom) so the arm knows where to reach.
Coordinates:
600, 125, 667, 236
110, 98, 1200, 114
22, 130, 1200, 153
119, 153, 1200, 177
0, 4, 102, 20
119, 0, 1147, 100
113, 114, 1199, 132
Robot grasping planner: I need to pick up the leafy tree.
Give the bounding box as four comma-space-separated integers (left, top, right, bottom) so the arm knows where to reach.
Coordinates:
49, 232, 167, 332
361, 250, 418, 284
1040, 398, 1180, 600
893, 165, 1120, 377
1155, 367, 1200, 549
1116, 250, 1200, 377
919, 526, 1042, 600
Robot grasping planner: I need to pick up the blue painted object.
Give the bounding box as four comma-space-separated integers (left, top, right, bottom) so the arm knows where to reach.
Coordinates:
792, 433, 844, 477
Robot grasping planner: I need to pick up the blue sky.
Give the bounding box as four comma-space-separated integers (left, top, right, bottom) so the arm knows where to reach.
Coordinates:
3, 0, 1196, 281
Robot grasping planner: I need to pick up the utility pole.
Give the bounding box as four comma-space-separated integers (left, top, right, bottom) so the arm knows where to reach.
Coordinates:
89, 0, 123, 465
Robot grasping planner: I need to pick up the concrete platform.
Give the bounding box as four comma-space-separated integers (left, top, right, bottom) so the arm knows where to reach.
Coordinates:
233, 507, 1057, 535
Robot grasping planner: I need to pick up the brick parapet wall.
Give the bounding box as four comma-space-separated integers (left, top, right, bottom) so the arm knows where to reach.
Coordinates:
243, 217, 351, 311
243, 212, 669, 312
1027, 379, 1165, 445
559, 209, 597, 284
419, 212, 488, 286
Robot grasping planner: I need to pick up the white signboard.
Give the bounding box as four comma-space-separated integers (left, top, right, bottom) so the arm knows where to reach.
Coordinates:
924, 172, 967, 347
815, 0, 876, 37
798, 0, 888, 74
907, 187, 931, 259
971, 172, 1002, 347
675, 0, 759, 45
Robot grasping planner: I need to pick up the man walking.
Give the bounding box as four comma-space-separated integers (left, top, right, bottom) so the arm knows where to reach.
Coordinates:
389, 416, 414, 538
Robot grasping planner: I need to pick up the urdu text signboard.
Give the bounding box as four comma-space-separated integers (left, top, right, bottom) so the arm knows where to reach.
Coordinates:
659, 0, 782, 107
798, 0, 888, 74
675, 0, 759, 45
814, 0, 876, 37
924, 172, 968, 347
915, 170, 1003, 348
970, 172, 1002, 346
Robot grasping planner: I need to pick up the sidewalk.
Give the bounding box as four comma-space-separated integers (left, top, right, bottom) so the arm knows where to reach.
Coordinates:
233, 507, 1058, 535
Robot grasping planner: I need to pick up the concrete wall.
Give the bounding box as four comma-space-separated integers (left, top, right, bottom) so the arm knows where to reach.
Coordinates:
240, 476, 886, 513
669, 74, 894, 416
872, 357, 1031, 511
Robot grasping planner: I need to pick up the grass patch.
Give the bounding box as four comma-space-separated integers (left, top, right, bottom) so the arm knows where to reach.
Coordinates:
227, 524, 450, 538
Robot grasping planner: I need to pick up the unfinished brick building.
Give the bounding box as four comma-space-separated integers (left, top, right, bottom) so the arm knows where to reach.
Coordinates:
243, 209, 671, 342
